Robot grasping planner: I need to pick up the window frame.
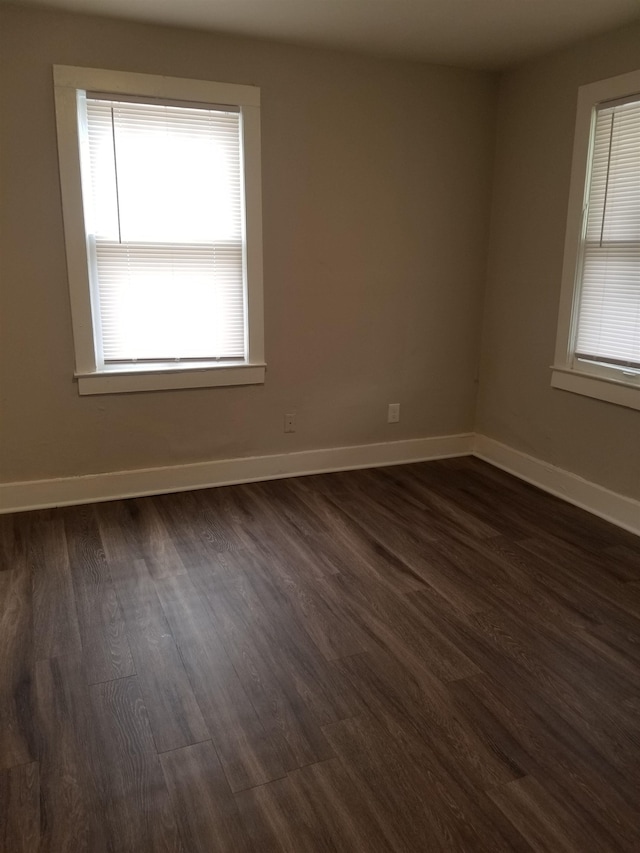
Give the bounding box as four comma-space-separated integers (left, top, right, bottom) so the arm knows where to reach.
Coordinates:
53, 65, 265, 395
552, 68, 640, 412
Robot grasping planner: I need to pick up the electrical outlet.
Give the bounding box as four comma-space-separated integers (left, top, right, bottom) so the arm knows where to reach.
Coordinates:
284, 412, 296, 433
388, 403, 400, 423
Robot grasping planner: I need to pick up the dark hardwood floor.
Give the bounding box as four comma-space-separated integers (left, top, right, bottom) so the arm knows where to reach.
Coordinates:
1, 457, 640, 852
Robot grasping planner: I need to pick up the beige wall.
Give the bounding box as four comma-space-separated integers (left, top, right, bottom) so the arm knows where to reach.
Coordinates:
477, 21, 640, 501
4, 5, 637, 503
0, 5, 496, 483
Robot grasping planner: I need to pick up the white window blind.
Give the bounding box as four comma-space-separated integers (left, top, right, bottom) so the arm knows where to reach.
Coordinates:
84, 97, 245, 363
576, 96, 640, 370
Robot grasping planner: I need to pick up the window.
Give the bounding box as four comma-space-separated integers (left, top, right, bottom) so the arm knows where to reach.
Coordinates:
553, 69, 640, 411
54, 66, 265, 394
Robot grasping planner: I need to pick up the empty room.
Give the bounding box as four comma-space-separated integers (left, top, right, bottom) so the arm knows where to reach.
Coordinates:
1, 0, 640, 850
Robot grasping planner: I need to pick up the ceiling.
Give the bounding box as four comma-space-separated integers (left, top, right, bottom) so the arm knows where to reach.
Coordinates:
8, 0, 640, 69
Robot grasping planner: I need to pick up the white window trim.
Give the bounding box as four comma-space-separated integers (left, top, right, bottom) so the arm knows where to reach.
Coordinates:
53, 65, 265, 395
552, 68, 640, 412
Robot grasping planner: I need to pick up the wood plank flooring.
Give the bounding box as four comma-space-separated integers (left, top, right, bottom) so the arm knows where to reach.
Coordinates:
1, 457, 639, 852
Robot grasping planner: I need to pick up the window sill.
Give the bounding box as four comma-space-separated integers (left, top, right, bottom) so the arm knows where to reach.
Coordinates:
551, 366, 640, 412
76, 362, 266, 395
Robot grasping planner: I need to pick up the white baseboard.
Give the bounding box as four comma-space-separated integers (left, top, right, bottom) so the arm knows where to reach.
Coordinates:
473, 434, 640, 537
2, 432, 638, 539
0, 433, 474, 514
